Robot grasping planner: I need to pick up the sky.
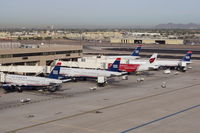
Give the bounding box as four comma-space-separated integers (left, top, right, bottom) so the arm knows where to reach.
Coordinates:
0, 0, 200, 28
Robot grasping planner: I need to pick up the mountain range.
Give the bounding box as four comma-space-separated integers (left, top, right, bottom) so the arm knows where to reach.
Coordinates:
154, 23, 200, 29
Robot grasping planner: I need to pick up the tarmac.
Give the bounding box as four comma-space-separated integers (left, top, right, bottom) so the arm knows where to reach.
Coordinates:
0, 60, 200, 133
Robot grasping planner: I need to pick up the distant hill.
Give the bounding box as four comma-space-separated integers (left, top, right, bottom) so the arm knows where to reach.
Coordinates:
154, 23, 200, 29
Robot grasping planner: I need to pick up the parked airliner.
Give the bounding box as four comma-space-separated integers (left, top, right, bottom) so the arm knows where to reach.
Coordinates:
1, 66, 63, 93
58, 58, 126, 79
154, 51, 192, 71
108, 53, 158, 72
129, 51, 192, 72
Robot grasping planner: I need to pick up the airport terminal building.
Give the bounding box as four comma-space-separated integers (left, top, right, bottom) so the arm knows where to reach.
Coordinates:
0, 44, 83, 66
110, 37, 184, 45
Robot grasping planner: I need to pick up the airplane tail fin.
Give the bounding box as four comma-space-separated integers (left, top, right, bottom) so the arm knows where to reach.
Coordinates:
149, 53, 158, 64
131, 45, 142, 56
108, 58, 121, 72
182, 51, 192, 62
48, 62, 62, 79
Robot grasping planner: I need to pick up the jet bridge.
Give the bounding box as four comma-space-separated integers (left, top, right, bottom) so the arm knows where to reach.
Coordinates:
0, 66, 51, 75
54, 56, 130, 70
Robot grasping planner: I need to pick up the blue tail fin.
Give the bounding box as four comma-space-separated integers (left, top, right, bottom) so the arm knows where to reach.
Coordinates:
131, 45, 142, 56
108, 58, 121, 72
182, 51, 192, 62
48, 66, 61, 79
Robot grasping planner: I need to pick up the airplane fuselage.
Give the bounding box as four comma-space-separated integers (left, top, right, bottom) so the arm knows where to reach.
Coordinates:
4, 74, 62, 86
2, 74, 62, 92
106, 56, 140, 60
60, 67, 122, 78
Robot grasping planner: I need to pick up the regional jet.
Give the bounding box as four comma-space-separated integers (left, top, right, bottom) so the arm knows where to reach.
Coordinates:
58, 58, 126, 79
1, 66, 63, 93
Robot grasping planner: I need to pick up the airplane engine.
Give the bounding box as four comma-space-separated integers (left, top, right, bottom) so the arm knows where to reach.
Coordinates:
47, 84, 61, 92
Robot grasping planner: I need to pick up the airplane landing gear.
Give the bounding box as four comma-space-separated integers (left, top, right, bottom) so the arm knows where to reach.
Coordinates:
16, 86, 23, 93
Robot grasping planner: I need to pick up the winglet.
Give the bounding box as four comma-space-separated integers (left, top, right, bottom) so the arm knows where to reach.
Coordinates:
108, 58, 121, 72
